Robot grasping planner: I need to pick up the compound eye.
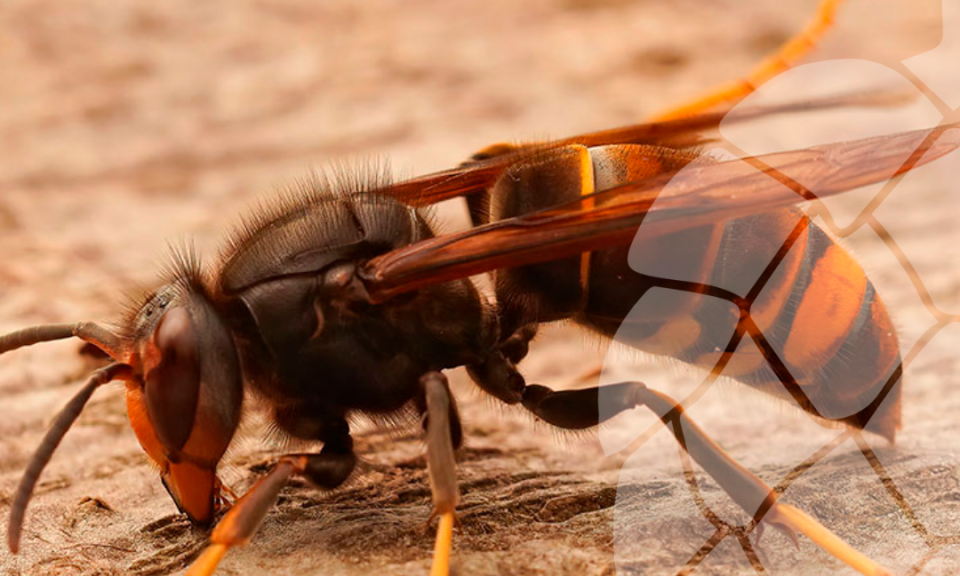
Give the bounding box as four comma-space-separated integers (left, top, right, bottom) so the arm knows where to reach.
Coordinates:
143, 306, 201, 454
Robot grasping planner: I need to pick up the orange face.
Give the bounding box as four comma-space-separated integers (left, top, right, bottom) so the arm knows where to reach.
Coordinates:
122, 294, 244, 525
126, 383, 221, 524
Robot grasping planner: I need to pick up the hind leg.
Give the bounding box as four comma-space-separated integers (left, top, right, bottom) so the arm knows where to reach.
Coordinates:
650, 0, 847, 121
516, 380, 891, 576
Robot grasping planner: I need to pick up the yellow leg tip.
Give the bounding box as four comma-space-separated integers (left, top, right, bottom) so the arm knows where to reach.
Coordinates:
430, 512, 455, 576
773, 504, 893, 576
186, 543, 228, 576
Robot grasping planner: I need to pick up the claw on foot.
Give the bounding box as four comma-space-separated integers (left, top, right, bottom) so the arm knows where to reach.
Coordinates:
756, 514, 800, 551
768, 503, 893, 576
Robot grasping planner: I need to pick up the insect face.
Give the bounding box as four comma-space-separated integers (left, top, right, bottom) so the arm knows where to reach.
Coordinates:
2, 274, 243, 550
124, 282, 244, 524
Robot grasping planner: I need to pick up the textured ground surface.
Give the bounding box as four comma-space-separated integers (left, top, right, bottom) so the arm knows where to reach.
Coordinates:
1, 1, 959, 575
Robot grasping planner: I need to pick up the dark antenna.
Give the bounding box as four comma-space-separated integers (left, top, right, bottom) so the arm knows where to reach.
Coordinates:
0, 322, 125, 359
6, 362, 132, 553
1, 321, 130, 553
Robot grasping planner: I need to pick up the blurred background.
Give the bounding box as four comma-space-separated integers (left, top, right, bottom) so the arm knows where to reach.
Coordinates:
0, 1, 956, 575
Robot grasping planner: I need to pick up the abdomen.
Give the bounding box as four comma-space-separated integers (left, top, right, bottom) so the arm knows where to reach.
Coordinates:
486, 143, 902, 440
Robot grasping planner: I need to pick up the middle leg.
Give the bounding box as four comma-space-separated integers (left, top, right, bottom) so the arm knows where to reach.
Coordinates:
419, 371, 462, 576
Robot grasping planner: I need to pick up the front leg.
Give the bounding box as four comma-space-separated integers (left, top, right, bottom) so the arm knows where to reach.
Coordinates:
185, 438, 356, 576
419, 371, 461, 576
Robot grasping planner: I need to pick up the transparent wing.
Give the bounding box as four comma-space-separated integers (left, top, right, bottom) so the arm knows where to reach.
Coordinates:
361, 123, 960, 301
382, 89, 919, 206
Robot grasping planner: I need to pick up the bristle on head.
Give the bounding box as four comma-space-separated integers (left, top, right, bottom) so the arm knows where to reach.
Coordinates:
118, 241, 209, 342
161, 241, 205, 292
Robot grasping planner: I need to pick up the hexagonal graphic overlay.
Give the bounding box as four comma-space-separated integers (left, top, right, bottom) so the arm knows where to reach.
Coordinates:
600, 52, 960, 574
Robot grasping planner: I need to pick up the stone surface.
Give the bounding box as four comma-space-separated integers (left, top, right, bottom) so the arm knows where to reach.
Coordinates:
1, 1, 957, 575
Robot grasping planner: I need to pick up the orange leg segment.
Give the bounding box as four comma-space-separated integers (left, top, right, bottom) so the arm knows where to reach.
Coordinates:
421, 372, 461, 576
185, 458, 304, 576
649, 0, 847, 121
185, 373, 461, 576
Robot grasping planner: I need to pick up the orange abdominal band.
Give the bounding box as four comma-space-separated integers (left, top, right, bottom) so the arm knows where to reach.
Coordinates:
579, 147, 596, 296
